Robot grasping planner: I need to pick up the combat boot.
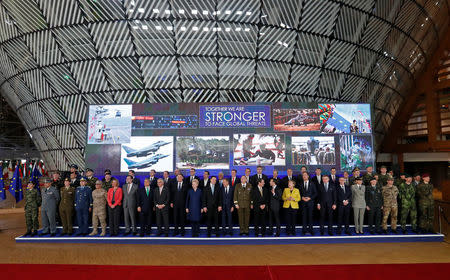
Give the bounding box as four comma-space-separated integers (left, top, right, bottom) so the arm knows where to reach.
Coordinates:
23, 231, 31, 236
89, 230, 98, 236
100, 227, 106, 236
31, 230, 37, 236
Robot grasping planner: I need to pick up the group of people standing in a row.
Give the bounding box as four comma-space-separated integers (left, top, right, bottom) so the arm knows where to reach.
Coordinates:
23, 164, 435, 237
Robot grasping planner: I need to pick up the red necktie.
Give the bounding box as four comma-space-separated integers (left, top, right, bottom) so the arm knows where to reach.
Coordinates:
232, 177, 235, 185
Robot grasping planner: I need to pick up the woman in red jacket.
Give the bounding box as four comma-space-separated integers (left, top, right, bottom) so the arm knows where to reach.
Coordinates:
107, 179, 123, 236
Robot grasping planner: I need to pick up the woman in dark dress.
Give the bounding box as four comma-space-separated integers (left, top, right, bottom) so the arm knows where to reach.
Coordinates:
186, 179, 203, 237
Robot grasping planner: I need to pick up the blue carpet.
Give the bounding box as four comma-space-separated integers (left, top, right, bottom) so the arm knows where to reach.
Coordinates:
15, 225, 443, 245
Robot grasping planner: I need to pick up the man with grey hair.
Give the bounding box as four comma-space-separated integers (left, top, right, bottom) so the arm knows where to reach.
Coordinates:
40, 178, 60, 236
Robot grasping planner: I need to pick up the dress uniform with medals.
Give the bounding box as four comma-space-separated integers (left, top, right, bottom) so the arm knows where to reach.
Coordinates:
75, 177, 93, 236
59, 177, 76, 235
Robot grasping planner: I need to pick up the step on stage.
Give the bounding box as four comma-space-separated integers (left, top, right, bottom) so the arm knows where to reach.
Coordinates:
15, 225, 443, 245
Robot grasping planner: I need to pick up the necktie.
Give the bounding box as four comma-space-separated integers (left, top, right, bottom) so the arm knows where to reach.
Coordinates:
128, 184, 131, 193
289, 176, 291, 181
190, 176, 193, 183
325, 183, 328, 192
232, 177, 235, 185
305, 182, 308, 191
178, 182, 181, 191
342, 186, 345, 193
146, 187, 149, 196
159, 187, 162, 194
259, 187, 262, 196
226, 187, 228, 195
258, 174, 261, 179
211, 185, 214, 195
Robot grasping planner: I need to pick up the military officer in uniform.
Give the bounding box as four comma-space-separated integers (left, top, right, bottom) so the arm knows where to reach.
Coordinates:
398, 174, 417, 234
24, 180, 41, 236
365, 177, 383, 234
40, 178, 60, 236
90, 180, 108, 236
59, 177, 75, 236
233, 175, 252, 236
75, 177, 93, 236
378, 166, 389, 187
381, 177, 399, 234
102, 170, 114, 192
85, 168, 98, 191
51, 171, 64, 190
417, 174, 435, 233
362, 166, 374, 187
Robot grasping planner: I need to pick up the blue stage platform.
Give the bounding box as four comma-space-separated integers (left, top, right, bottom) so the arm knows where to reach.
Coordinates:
15, 225, 443, 245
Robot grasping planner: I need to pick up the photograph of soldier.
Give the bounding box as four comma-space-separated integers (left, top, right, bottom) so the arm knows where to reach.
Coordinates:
59, 178, 75, 236
381, 177, 399, 234
23, 180, 41, 236
233, 134, 285, 166
339, 135, 374, 171
417, 174, 435, 233
319, 103, 372, 134
176, 136, 229, 170
292, 136, 335, 165
273, 108, 320, 131
398, 174, 417, 234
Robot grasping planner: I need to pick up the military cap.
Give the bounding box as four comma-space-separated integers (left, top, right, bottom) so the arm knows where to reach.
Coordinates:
380, 165, 387, 169
422, 173, 430, 178
80, 177, 87, 181
86, 168, 93, 172
404, 173, 412, 178
400, 172, 406, 176
369, 176, 377, 181
70, 164, 78, 169
43, 177, 52, 183
64, 177, 70, 182
95, 180, 102, 185
414, 172, 421, 177
387, 177, 394, 181
355, 176, 363, 181
104, 169, 111, 174
352, 167, 360, 172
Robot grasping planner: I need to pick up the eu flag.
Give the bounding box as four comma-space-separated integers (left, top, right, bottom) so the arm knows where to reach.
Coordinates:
9, 167, 23, 202
0, 166, 6, 200
31, 163, 42, 192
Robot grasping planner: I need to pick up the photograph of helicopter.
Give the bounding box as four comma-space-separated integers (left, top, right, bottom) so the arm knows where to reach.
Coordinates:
87, 104, 132, 144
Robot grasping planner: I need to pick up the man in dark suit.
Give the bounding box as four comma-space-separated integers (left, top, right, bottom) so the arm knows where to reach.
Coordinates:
170, 174, 188, 236
184, 168, 199, 189
162, 171, 171, 189
200, 170, 210, 190
148, 169, 158, 190
311, 167, 323, 187
137, 178, 153, 236
250, 166, 268, 189
329, 167, 339, 187
123, 175, 138, 235
251, 178, 269, 236
128, 170, 140, 188
230, 169, 240, 188
282, 168, 297, 189
299, 172, 317, 235
202, 176, 221, 237
268, 178, 282, 236
153, 178, 170, 236
270, 170, 281, 187
336, 176, 352, 235
220, 178, 234, 236
317, 175, 337, 235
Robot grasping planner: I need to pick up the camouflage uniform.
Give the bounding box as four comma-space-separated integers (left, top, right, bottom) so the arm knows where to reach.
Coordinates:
398, 182, 417, 231
378, 173, 389, 187
102, 179, 113, 192
417, 182, 434, 232
24, 187, 41, 234
362, 172, 374, 187
86, 176, 98, 191
59, 185, 75, 234
90, 188, 108, 236
382, 184, 399, 231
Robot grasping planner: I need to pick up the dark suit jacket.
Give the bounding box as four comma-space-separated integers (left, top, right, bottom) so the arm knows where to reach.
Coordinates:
336, 184, 352, 207
202, 184, 221, 209
199, 178, 210, 190
137, 187, 153, 214
153, 186, 170, 207
329, 175, 339, 187
229, 177, 240, 188
162, 178, 171, 189
220, 185, 234, 209
250, 174, 269, 189
317, 182, 337, 206
251, 186, 268, 209
147, 177, 158, 190
311, 175, 323, 187
184, 175, 199, 188
170, 181, 188, 207
132, 177, 141, 187
282, 175, 298, 189
270, 177, 282, 188
299, 180, 318, 205
269, 185, 283, 211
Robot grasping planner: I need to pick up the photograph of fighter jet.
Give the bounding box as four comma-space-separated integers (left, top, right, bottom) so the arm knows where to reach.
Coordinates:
292, 136, 336, 165
176, 136, 229, 169
319, 104, 372, 134
273, 109, 320, 131
233, 134, 285, 166
120, 136, 173, 172
339, 135, 374, 171
87, 105, 132, 144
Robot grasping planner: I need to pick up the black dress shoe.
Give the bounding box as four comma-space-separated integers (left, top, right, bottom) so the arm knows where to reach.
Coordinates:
345, 230, 351, 235
31, 231, 37, 236
60, 233, 66, 236
336, 230, 342, 235
157, 232, 162, 236
40, 232, 48, 236
276, 233, 280, 237
207, 233, 211, 237
124, 231, 130, 236
165, 233, 169, 237
391, 229, 397, 234
310, 231, 315, 236
320, 231, 324, 236
23, 231, 31, 236
140, 233, 144, 237
328, 231, 333, 236
50, 233, 56, 237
